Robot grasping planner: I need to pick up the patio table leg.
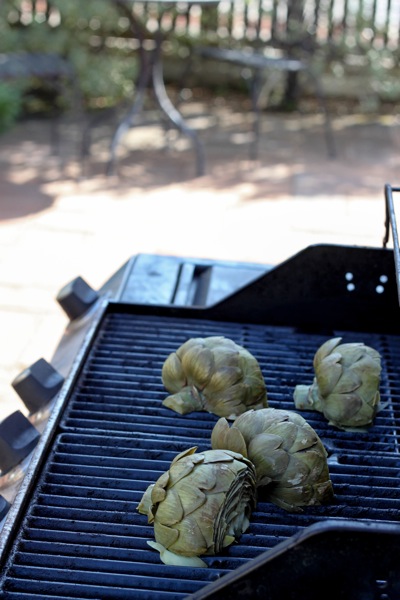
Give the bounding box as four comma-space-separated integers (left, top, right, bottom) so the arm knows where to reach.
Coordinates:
151, 35, 205, 177
107, 30, 205, 178
107, 45, 151, 175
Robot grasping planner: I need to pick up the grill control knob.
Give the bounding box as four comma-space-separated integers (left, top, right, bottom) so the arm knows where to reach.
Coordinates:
56, 276, 99, 320
0, 411, 40, 476
12, 358, 64, 415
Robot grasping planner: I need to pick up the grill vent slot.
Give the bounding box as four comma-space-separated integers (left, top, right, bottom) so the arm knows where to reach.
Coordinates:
1, 311, 400, 599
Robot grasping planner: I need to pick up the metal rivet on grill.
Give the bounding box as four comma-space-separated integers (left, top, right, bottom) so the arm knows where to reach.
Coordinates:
0, 411, 40, 476
56, 275, 99, 321
11, 358, 64, 414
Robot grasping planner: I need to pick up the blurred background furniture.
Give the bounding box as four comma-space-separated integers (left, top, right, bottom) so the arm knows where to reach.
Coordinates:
107, 0, 220, 178
187, 0, 336, 160
0, 52, 88, 162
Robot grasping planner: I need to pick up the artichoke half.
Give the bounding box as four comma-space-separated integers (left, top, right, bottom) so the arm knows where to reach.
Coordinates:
211, 408, 334, 513
137, 447, 257, 567
293, 337, 382, 431
161, 336, 268, 419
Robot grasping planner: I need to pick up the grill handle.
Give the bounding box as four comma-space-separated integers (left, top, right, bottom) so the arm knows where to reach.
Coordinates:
188, 521, 400, 599
383, 183, 400, 305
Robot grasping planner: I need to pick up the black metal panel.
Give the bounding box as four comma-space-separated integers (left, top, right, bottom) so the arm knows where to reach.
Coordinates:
188, 521, 400, 600
118, 245, 400, 334
0, 309, 400, 599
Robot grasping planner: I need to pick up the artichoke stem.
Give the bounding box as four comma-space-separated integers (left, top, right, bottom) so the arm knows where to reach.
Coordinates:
293, 384, 315, 410
147, 541, 207, 568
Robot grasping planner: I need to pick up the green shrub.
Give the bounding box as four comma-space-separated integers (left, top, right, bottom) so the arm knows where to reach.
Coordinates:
0, 82, 22, 133
0, 0, 139, 111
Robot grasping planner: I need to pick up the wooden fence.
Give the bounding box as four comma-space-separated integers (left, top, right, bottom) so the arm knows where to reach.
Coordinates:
144, 0, 400, 51
3, 0, 400, 61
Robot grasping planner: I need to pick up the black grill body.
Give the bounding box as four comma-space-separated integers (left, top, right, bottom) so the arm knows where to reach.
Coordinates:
0, 245, 400, 599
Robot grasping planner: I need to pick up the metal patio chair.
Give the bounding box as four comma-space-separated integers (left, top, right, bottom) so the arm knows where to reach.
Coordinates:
189, 0, 336, 160
0, 52, 89, 167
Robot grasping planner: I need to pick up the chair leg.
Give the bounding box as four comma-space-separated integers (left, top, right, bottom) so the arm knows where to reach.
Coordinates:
249, 68, 263, 160
152, 38, 205, 177
177, 45, 196, 104
249, 68, 284, 160
305, 68, 336, 159
107, 45, 151, 176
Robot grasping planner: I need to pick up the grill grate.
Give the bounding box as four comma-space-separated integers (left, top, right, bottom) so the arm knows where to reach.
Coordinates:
1, 310, 400, 599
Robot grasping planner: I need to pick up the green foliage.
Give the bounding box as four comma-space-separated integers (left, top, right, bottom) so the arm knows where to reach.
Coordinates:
0, 82, 22, 133
0, 0, 138, 111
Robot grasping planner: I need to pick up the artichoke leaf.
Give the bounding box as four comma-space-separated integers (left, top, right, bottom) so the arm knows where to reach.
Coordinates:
161, 353, 186, 392
176, 338, 203, 359
248, 433, 290, 480
183, 347, 214, 388
168, 458, 198, 488
290, 425, 320, 454
176, 480, 207, 516
182, 462, 218, 493
210, 418, 248, 458
222, 535, 235, 548
154, 520, 180, 550
155, 487, 184, 526
171, 446, 198, 466
315, 353, 343, 396
323, 391, 363, 426
206, 336, 234, 350
336, 342, 366, 365
265, 421, 297, 451
168, 514, 210, 556
151, 472, 169, 503
207, 366, 243, 393
268, 484, 314, 513
227, 409, 267, 443
204, 448, 246, 463
328, 364, 363, 394
358, 372, 381, 400
282, 452, 316, 486
162, 386, 204, 415
137, 484, 154, 516
313, 337, 342, 367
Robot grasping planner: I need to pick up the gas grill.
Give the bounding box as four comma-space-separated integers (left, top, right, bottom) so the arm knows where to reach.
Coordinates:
0, 186, 400, 599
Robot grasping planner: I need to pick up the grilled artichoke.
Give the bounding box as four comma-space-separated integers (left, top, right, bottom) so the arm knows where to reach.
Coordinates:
137, 446, 257, 567
211, 408, 334, 513
161, 336, 268, 419
293, 337, 382, 431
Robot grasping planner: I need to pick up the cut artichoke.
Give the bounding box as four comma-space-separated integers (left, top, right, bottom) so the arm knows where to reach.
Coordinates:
211, 408, 334, 513
293, 337, 382, 431
161, 336, 268, 419
137, 446, 257, 567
